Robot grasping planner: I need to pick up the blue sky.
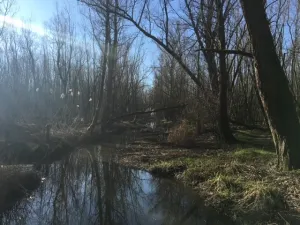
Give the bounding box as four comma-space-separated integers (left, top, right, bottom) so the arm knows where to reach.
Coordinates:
15, 0, 78, 27
12, 0, 158, 84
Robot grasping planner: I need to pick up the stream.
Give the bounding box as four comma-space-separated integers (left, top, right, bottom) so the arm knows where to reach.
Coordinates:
0, 145, 234, 225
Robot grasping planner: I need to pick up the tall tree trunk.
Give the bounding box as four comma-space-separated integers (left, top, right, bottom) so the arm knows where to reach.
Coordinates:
240, 0, 300, 170
88, 0, 110, 134
217, 0, 236, 143
105, 0, 118, 120
250, 64, 270, 128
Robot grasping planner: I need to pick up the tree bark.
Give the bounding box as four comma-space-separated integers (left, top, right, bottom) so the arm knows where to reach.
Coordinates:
240, 0, 300, 170
217, 0, 237, 143
87, 0, 111, 134
105, 0, 119, 120
185, 0, 235, 142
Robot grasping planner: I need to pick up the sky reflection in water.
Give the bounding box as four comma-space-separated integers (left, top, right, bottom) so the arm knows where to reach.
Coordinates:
0, 147, 233, 225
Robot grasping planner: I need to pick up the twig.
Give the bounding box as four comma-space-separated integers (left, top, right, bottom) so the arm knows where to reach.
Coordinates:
277, 212, 290, 225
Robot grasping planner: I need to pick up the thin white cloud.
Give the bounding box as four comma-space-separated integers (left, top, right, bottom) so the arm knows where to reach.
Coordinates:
0, 15, 45, 36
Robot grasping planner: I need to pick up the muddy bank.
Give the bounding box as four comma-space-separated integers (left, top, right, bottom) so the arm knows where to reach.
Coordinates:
0, 166, 41, 213
0, 122, 136, 213
0, 121, 138, 165
0, 139, 74, 165
116, 131, 300, 225
0, 122, 79, 165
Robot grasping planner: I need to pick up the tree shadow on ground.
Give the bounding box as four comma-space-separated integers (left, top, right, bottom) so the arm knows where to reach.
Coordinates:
233, 129, 274, 153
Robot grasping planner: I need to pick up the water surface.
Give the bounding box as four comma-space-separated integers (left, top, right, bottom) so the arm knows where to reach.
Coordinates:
0, 146, 233, 225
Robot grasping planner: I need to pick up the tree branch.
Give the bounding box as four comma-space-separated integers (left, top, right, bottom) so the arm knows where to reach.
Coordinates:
80, 0, 203, 88
196, 48, 254, 58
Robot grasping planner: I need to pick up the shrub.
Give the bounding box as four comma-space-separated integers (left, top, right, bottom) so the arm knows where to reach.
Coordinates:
167, 120, 196, 147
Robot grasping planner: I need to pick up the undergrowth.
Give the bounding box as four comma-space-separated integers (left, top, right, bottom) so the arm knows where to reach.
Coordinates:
167, 120, 196, 147
148, 147, 298, 224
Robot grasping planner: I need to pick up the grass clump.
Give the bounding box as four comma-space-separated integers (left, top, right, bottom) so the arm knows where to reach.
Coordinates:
123, 128, 300, 223
233, 148, 275, 163
182, 167, 213, 185
149, 160, 187, 177
142, 131, 294, 223
222, 160, 258, 177
147, 147, 285, 222
181, 156, 227, 184
238, 181, 286, 212
207, 174, 243, 198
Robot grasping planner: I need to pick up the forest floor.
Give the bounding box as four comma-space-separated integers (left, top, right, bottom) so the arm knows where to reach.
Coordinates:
116, 129, 300, 224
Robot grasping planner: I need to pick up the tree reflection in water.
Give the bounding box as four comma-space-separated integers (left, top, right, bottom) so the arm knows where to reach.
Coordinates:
0, 146, 233, 225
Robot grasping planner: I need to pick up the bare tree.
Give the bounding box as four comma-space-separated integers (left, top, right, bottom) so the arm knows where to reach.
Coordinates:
81, 0, 242, 142
0, 0, 16, 37
240, 0, 300, 170
87, 0, 111, 133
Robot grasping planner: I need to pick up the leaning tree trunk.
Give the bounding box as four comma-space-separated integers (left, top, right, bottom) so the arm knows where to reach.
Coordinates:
240, 0, 300, 170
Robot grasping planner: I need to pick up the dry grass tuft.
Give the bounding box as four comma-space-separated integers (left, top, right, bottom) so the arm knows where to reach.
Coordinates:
238, 181, 286, 212
167, 120, 196, 146
207, 173, 243, 198
149, 161, 187, 177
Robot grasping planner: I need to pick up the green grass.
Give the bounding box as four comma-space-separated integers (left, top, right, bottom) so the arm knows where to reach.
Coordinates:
150, 147, 276, 181
141, 129, 300, 223
238, 181, 286, 212
149, 160, 187, 177
233, 148, 276, 162
207, 173, 243, 198
147, 146, 289, 223
234, 129, 274, 151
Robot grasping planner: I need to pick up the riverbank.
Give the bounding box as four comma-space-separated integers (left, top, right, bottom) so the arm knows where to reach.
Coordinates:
1, 121, 300, 224
117, 129, 300, 224
0, 166, 41, 213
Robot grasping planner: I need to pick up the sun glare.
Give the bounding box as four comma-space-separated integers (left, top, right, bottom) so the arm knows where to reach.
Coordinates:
0, 15, 45, 36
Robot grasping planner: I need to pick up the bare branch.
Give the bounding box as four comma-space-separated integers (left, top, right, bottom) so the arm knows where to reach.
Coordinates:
196, 48, 254, 58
